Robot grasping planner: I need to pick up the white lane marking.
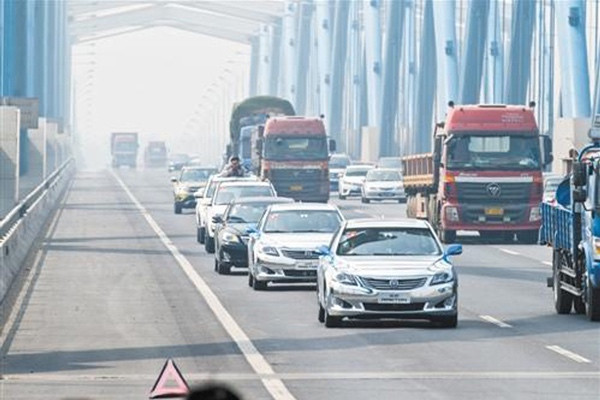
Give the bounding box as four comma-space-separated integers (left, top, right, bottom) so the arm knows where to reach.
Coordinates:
542, 261, 552, 266
499, 248, 520, 256
3, 371, 599, 382
479, 315, 513, 328
546, 345, 592, 364
112, 171, 295, 400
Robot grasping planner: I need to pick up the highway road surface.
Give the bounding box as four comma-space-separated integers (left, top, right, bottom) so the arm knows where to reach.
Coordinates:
0, 168, 598, 399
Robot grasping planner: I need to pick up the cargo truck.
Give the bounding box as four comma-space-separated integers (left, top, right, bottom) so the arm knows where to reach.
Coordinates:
254, 116, 335, 203
539, 139, 600, 321
111, 132, 138, 168
402, 103, 552, 243
144, 141, 167, 167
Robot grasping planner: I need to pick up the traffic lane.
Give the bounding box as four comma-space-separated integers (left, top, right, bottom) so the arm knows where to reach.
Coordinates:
119, 168, 599, 399
0, 170, 270, 399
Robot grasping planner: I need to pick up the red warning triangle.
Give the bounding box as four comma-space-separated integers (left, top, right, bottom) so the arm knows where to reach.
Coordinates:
149, 359, 190, 399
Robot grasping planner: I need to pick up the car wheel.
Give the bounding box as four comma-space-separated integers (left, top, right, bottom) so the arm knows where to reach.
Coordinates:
205, 236, 215, 254
553, 251, 573, 314
324, 307, 342, 328
196, 227, 205, 243
318, 303, 325, 323
217, 260, 231, 275
253, 278, 267, 291
174, 202, 182, 214
586, 275, 600, 321
214, 258, 219, 272
432, 314, 457, 328
361, 197, 369, 204
574, 295, 586, 314
248, 272, 254, 287
339, 194, 346, 200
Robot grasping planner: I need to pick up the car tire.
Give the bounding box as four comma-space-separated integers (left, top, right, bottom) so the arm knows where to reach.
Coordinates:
553, 251, 573, 314
253, 278, 267, 291
439, 229, 456, 244
205, 236, 215, 254
361, 197, 370, 204
586, 275, 600, 321
432, 314, 458, 328
217, 260, 231, 275
573, 295, 586, 314
196, 227, 205, 243
318, 303, 325, 323
174, 202, 182, 214
324, 308, 342, 328
248, 273, 254, 287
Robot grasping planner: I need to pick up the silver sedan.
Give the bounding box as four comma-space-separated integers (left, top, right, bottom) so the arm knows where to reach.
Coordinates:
316, 218, 462, 328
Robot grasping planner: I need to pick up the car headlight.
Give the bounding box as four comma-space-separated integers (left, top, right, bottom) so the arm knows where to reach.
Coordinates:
258, 245, 279, 256
333, 272, 358, 286
221, 231, 240, 244
430, 271, 454, 285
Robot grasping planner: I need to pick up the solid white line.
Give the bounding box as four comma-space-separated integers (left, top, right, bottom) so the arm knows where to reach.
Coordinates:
499, 248, 520, 256
479, 315, 513, 328
111, 171, 296, 400
542, 261, 552, 266
546, 345, 592, 364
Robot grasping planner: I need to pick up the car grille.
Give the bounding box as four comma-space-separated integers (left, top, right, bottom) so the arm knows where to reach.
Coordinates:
363, 303, 425, 312
281, 249, 321, 260
283, 270, 317, 277
359, 277, 427, 291
456, 182, 531, 204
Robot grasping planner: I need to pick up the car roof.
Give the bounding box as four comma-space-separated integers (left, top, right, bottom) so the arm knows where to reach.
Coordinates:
268, 203, 340, 212
346, 164, 374, 170
230, 196, 294, 204
368, 168, 400, 174
209, 175, 259, 183
218, 180, 273, 188
343, 218, 432, 229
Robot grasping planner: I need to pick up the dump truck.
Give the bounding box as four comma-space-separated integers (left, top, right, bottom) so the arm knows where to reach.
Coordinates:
402, 104, 552, 243
539, 138, 600, 321
111, 132, 138, 168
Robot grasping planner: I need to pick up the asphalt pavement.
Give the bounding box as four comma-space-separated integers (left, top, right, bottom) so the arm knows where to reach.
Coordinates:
0, 167, 598, 399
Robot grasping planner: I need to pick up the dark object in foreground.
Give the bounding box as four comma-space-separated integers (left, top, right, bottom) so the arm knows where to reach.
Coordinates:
187, 384, 242, 400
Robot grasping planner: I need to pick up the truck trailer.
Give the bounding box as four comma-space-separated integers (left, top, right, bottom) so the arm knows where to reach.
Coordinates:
402, 104, 552, 243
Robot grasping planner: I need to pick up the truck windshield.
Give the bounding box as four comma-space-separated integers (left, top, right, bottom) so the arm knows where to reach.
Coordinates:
264, 136, 328, 161
446, 134, 541, 171
115, 142, 136, 151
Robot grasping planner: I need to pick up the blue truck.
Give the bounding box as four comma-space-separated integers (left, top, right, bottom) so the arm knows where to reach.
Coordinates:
539, 141, 600, 321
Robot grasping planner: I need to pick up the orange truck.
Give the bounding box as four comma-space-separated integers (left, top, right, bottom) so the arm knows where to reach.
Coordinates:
254, 116, 335, 203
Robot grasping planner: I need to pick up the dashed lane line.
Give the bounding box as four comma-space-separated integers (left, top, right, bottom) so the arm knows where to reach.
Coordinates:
479, 315, 513, 328
546, 345, 592, 364
112, 171, 296, 400
542, 261, 552, 266
499, 248, 520, 256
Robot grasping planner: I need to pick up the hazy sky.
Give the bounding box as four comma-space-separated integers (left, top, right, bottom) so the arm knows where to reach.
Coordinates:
73, 26, 249, 168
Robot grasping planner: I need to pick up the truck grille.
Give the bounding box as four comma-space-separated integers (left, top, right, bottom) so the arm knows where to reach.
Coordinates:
281, 249, 321, 260
456, 182, 531, 204
363, 303, 425, 312
462, 206, 527, 224
269, 169, 325, 198
359, 277, 427, 291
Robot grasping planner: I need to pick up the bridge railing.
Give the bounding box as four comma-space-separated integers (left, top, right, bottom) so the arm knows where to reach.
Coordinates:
0, 158, 75, 306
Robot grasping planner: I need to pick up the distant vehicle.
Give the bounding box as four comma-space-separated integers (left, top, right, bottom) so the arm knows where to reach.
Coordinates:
168, 153, 190, 172
144, 141, 167, 167
195, 175, 260, 245
247, 203, 344, 290
377, 157, 403, 172
542, 175, 563, 202
402, 104, 552, 243
316, 218, 462, 328
171, 166, 217, 214
254, 116, 335, 203
338, 165, 375, 200
361, 168, 405, 203
110, 132, 138, 168
204, 181, 277, 254
329, 153, 352, 191
213, 197, 294, 275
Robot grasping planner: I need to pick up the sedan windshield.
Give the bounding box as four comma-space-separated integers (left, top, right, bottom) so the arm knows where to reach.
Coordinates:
226, 203, 270, 224
366, 170, 401, 182
345, 168, 371, 177
264, 136, 328, 161
336, 227, 441, 256
181, 168, 216, 182
214, 186, 274, 205
263, 210, 342, 233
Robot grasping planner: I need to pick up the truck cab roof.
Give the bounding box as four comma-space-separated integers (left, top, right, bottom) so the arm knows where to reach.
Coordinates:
442, 104, 538, 133
263, 116, 326, 136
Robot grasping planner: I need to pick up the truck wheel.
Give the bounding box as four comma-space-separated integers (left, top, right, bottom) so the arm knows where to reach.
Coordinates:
573, 296, 586, 314
205, 236, 215, 254
197, 227, 205, 243
174, 202, 182, 214
586, 276, 600, 321
553, 251, 573, 314
361, 197, 370, 204
517, 230, 538, 244
439, 229, 456, 244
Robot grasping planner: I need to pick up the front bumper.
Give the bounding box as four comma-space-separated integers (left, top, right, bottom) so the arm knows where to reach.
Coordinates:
325, 280, 456, 319
252, 255, 319, 283
363, 189, 405, 200
339, 183, 362, 197
441, 203, 540, 231
219, 242, 249, 268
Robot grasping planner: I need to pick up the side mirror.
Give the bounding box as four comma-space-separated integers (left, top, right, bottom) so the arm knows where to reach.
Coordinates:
329, 139, 337, 153
315, 245, 331, 256
212, 215, 223, 224
542, 135, 553, 166
444, 244, 463, 257
170, 177, 177, 183
200, 198, 212, 206
338, 172, 344, 178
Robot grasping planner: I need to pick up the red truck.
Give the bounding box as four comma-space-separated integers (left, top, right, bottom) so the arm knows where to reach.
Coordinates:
254, 116, 335, 203
402, 104, 552, 243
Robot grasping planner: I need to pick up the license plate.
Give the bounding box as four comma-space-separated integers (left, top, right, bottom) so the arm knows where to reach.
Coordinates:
297, 262, 318, 269
290, 185, 303, 191
378, 293, 411, 304
485, 207, 504, 216
379, 192, 394, 197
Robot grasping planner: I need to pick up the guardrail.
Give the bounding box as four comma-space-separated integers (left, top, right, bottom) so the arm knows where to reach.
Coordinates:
0, 158, 74, 238
0, 158, 75, 306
